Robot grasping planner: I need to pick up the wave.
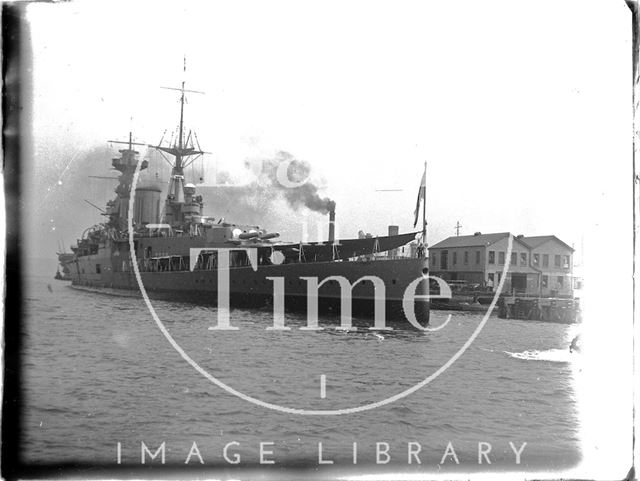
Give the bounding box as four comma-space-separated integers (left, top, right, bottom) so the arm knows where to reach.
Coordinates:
479, 346, 576, 363
504, 348, 574, 363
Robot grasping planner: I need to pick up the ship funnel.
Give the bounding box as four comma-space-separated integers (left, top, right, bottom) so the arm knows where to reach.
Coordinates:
134, 182, 163, 225
328, 208, 336, 243
388, 225, 399, 258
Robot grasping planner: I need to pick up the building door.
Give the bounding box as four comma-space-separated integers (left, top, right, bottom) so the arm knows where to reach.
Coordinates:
511, 273, 527, 293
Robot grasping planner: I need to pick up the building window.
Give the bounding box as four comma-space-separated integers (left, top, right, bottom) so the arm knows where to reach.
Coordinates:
543, 254, 549, 267
431, 256, 436, 267
554, 255, 561, 268
533, 254, 539, 266
488, 273, 495, 286
520, 253, 527, 266
542, 275, 548, 288
496, 272, 501, 282
464, 251, 469, 265
441, 250, 448, 270
563, 255, 570, 269
557, 276, 564, 287
96, 264, 101, 274
498, 251, 505, 264
453, 251, 457, 265
510, 252, 517, 265
476, 251, 480, 264
489, 251, 495, 264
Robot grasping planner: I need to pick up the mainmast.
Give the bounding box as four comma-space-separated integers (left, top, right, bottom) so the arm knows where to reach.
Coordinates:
178, 81, 185, 152
151, 81, 205, 175
149, 60, 207, 229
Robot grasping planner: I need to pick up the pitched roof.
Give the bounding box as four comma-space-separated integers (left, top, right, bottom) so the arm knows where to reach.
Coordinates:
429, 232, 511, 249
520, 235, 574, 251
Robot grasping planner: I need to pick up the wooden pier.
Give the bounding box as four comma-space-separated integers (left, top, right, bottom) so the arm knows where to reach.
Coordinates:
498, 296, 580, 324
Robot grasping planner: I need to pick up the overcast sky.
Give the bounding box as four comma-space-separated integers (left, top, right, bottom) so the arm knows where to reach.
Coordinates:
23, 0, 632, 261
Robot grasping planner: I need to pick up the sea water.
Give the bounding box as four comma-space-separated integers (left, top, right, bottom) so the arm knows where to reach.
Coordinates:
20, 272, 581, 473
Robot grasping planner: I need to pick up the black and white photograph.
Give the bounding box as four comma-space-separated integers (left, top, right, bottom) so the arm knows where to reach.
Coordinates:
3, 0, 637, 479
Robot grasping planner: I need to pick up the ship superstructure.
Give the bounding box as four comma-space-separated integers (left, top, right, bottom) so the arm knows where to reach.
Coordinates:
62, 78, 431, 327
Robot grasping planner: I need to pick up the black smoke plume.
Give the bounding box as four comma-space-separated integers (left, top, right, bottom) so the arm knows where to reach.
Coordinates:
198, 150, 335, 230
250, 151, 336, 214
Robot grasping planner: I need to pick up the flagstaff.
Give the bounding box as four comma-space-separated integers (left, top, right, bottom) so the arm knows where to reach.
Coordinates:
422, 161, 427, 247
413, 162, 427, 257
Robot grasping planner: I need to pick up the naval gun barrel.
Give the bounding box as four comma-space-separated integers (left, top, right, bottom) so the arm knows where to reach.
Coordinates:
259, 232, 280, 240
238, 231, 260, 240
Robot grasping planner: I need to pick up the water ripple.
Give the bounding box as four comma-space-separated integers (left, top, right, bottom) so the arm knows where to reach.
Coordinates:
21, 275, 580, 468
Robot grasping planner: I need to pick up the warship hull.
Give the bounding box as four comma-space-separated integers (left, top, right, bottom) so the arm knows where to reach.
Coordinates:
55, 252, 74, 280
67, 253, 430, 326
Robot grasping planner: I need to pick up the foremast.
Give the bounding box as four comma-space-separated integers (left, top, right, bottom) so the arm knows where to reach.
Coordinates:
107, 132, 148, 231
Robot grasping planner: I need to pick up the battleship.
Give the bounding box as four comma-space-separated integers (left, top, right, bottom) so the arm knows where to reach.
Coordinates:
58, 80, 431, 328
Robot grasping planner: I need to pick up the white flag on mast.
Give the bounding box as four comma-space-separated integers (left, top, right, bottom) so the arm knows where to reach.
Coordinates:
413, 166, 426, 228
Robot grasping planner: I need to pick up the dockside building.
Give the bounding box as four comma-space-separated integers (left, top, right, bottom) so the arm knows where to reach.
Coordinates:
428, 232, 574, 297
